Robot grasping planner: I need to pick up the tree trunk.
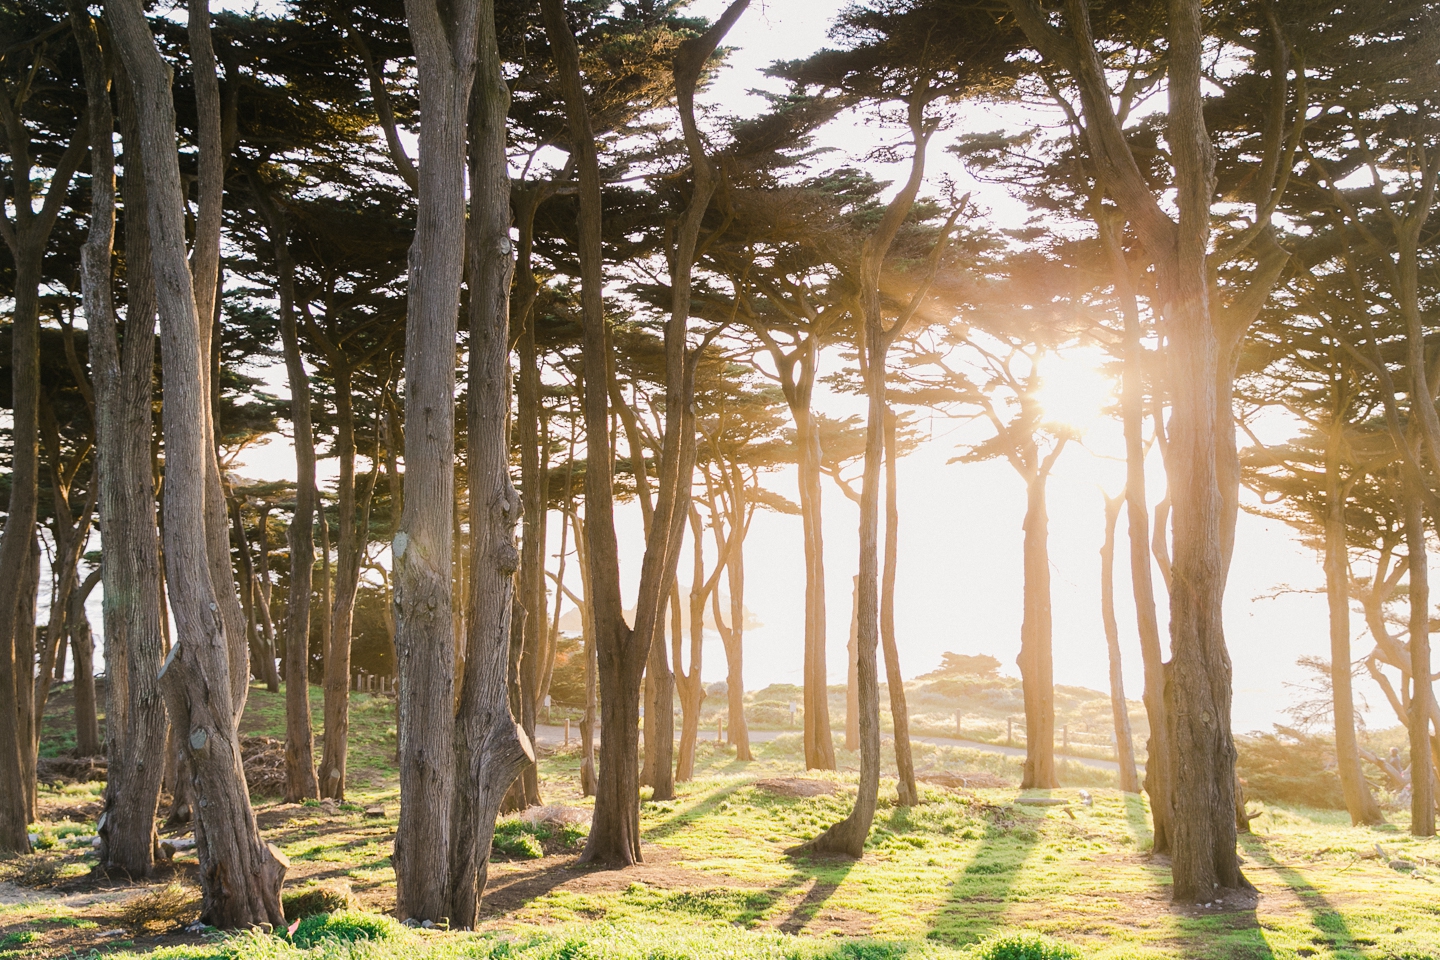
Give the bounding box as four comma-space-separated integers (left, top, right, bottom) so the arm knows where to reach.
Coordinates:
265, 190, 321, 804
70, 569, 103, 757
392, 0, 485, 918
1019, 471, 1058, 789
1099, 207, 1173, 849
677, 516, 707, 781
447, 21, 532, 921
796, 403, 836, 771
107, 0, 287, 924
713, 468, 752, 761
1324, 428, 1383, 824
321, 363, 365, 800
1101, 493, 1141, 794
231, 502, 279, 691
516, 282, 547, 809
645, 598, 677, 800
846, 576, 860, 752
17, 539, 40, 822
85, 34, 169, 876
881, 410, 917, 807
1405, 482, 1436, 836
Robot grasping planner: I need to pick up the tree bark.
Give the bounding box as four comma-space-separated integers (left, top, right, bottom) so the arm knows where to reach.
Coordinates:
1324, 428, 1383, 824
644, 598, 677, 799
1098, 206, 1172, 848
796, 402, 836, 770
86, 35, 169, 876
1101, 493, 1141, 794
881, 410, 917, 807
106, 0, 287, 924
712, 465, 752, 760
17, 538, 40, 822
1405, 482, 1435, 836
393, 0, 485, 919
516, 273, 547, 808
846, 575, 860, 752
70, 569, 104, 757
447, 16, 532, 921
1019, 468, 1058, 789
676, 510, 709, 781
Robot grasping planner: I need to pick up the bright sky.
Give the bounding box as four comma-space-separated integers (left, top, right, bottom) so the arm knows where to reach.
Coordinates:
217, 0, 1365, 736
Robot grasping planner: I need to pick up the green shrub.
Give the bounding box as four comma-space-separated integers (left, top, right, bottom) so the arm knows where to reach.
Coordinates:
970, 932, 1081, 960
1235, 726, 1346, 810
282, 882, 354, 922
494, 820, 546, 859
289, 910, 397, 948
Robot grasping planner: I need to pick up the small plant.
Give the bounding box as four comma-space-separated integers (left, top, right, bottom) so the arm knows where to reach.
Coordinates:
120, 883, 198, 934
289, 910, 398, 948
493, 819, 547, 859
282, 881, 354, 922
970, 932, 1081, 960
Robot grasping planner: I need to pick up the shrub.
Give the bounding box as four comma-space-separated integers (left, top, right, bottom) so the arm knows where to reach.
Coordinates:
970, 931, 1081, 960
282, 882, 354, 922
289, 910, 397, 948
1235, 726, 1347, 810
494, 819, 546, 859
121, 883, 199, 934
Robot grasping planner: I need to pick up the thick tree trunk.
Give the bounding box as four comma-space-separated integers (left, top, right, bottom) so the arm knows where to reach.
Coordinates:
1019, 472, 1058, 789
87, 38, 169, 877
1099, 209, 1173, 849
1404, 483, 1436, 836
447, 23, 532, 922
1101, 493, 1141, 794
107, 0, 287, 924
70, 570, 103, 757
881, 410, 917, 807
645, 599, 677, 800
17, 540, 40, 822
393, 0, 484, 919
1325, 429, 1383, 824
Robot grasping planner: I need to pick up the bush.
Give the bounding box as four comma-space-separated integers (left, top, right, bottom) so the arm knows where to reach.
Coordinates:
282, 882, 354, 922
289, 910, 398, 948
1235, 726, 1347, 810
494, 819, 546, 859
121, 883, 199, 934
970, 931, 1081, 960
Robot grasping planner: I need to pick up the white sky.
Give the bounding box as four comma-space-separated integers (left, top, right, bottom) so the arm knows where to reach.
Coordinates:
211, 0, 1380, 736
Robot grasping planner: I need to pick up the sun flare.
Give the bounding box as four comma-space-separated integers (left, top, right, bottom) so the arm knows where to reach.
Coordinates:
1034, 346, 1116, 433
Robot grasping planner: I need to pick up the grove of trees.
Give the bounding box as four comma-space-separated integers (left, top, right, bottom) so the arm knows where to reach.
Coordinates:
2, 0, 1439, 927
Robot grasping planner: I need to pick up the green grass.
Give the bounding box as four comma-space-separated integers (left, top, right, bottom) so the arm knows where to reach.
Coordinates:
12, 681, 1437, 960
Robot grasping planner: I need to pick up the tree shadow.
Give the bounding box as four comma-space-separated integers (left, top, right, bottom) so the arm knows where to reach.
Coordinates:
924, 799, 1045, 946
640, 782, 746, 843
771, 856, 857, 933
1123, 791, 1153, 850
1241, 835, 1367, 956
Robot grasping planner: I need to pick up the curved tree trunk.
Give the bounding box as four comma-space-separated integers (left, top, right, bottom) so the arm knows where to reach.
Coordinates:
796, 404, 836, 771
447, 25, 532, 922
880, 410, 917, 807
85, 38, 169, 875
1404, 482, 1435, 836
107, 0, 287, 925
70, 570, 104, 757
1101, 493, 1141, 794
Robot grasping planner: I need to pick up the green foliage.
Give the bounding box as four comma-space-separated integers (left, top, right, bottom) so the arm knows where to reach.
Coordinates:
282, 883, 354, 922
494, 820, 547, 859
924, 653, 1003, 680
968, 932, 1080, 960
288, 911, 399, 948
1236, 726, 1347, 810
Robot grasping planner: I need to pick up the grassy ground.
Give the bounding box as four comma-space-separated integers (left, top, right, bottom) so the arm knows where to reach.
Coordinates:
3, 683, 1436, 960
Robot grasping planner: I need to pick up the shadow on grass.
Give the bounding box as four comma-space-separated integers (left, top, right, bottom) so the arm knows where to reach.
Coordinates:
924, 796, 1044, 946
1242, 835, 1368, 958
1123, 791, 1153, 851
641, 782, 747, 843
773, 858, 856, 933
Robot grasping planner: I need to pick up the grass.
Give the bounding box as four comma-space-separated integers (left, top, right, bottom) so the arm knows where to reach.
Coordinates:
2, 681, 1434, 960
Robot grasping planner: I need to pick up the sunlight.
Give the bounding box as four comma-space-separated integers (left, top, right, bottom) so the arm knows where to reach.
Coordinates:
1034, 346, 1116, 434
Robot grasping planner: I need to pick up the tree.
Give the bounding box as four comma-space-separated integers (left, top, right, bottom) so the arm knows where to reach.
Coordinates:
105, 0, 286, 925
1100, 492, 1141, 794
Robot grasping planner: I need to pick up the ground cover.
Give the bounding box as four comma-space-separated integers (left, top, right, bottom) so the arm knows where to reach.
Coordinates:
3, 683, 1435, 960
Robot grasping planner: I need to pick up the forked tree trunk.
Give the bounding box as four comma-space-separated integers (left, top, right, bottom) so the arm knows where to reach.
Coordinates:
712, 465, 752, 760
107, 0, 287, 924
1100, 493, 1141, 794
393, 0, 484, 919
85, 33, 169, 875
1405, 483, 1436, 836
880, 410, 917, 807
1324, 428, 1383, 824
447, 17, 532, 921
796, 406, 836, 770
70, 570, 103, 757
